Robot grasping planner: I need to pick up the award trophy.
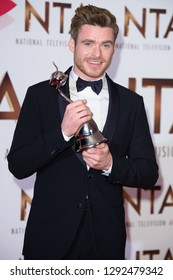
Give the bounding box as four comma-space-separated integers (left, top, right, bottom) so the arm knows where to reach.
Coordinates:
49, 62, 107, 152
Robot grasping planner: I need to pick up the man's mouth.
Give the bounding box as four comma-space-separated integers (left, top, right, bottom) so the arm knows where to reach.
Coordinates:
87, 60, 102, 66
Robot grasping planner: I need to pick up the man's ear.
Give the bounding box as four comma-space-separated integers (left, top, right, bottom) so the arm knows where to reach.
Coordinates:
68, 37, 75, 52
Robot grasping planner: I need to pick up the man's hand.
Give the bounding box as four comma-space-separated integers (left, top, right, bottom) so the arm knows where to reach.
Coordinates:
82, 143, 112, 170
61, 99, 93, 137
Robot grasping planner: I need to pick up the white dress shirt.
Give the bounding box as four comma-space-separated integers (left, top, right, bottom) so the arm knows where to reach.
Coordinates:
69, 69, 109, 132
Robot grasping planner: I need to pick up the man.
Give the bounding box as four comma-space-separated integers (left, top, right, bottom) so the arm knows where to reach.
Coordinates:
7, 4, 158, 260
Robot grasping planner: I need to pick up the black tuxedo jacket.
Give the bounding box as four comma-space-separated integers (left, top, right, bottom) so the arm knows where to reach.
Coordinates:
7, 68, 158, 259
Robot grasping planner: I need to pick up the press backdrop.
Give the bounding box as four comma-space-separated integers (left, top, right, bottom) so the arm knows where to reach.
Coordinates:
0, 0, 173, 260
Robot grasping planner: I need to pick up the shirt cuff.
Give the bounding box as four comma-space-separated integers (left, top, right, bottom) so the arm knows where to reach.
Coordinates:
102, 163, 112, 176
62, 131, 73, 142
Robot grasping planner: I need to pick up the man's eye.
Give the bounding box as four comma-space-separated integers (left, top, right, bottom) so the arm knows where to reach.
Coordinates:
103, 43, 111, 48
84, 42, 92, 46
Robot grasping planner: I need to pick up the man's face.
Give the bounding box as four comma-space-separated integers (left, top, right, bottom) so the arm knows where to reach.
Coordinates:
69, 24, 115, 80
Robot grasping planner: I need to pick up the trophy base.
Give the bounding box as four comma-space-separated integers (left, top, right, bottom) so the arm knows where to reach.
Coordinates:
75, 131, 107, 152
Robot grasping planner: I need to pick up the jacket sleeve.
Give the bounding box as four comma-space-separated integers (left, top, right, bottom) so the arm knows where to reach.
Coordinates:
108, 97, 158, 188
7, 86, 73, 179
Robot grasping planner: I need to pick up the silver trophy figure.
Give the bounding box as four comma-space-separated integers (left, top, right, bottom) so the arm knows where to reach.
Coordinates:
50, 62, 107, 152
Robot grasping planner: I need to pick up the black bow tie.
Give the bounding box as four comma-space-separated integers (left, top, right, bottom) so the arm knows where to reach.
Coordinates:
76, 77, 103, 95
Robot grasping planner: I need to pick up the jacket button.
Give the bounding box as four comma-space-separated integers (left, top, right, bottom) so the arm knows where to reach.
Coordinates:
88, 174, 93, 178
77, 202, 83, 208
50, 149, 56, 156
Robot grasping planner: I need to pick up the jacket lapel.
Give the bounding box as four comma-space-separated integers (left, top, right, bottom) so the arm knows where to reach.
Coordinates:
58, 68, 87, 168
57, 67, 71, 119
102, 74, 119, 146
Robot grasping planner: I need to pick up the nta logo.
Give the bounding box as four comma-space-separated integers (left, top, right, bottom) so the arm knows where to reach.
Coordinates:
0, 0, 17, 29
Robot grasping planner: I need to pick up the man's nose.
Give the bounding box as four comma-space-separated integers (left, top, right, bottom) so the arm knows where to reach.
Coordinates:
93, 45, 101, 57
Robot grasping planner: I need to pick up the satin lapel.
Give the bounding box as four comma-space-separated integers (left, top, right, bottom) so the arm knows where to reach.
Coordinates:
57, 79, 70, 121
102, 75, 119, 146
58, 68, 86, 168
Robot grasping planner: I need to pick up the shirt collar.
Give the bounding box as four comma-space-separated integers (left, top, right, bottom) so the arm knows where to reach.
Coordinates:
69, 67, 107, 90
